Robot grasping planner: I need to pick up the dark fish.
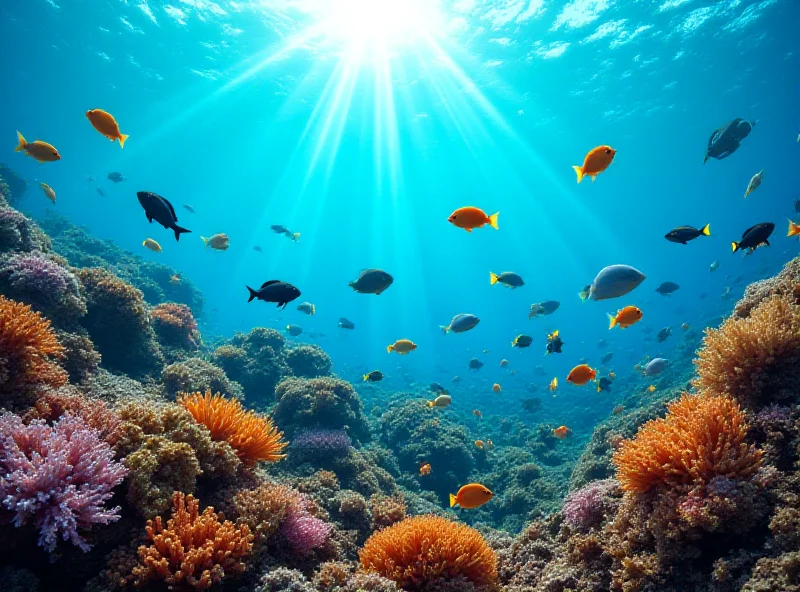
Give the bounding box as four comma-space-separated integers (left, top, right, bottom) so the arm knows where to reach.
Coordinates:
246, 280, 301, 309
732, 222, 774, 254
665, 224, 710, 244
430, 382, 447, 394
655, 281, 680, 295
597, 339, 607, 348
183, 204, 196, 214
529, 300, 560, 318
795, 198, 800, 214
338, 317, 355, 330
521, 398, 542, 413
107, 171, 125, 183
596, 377, 612, 393
657, 326, 672, 343
490, 271, 524, 288
704, 118, 755, 163
271, 224, 289, 234
512, 335, 533, 348
578, 284, 592, 301
285, 324, 303, 337
441, 313, 480, 334
601, 352, 613, 365
253, 246, 262, 252
645, 358, 668, 375
364, 370, 383, 382
137, 191, 192, 241
468, 358, 484, 370
97, 188, 106, 197
545, 333, 563, 355
349, 269, 393, 295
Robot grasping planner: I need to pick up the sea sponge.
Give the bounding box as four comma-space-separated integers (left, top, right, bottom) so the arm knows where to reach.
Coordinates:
179, 390, 286, 465
132, 492, 253, 590
694, 294, 800, 408
612, 392, 762, 493
150, 302, 200, 349
285, 344, 332, 378
162, 357, 243, 400
0, 294, 67, 395
359, 515, 498, 591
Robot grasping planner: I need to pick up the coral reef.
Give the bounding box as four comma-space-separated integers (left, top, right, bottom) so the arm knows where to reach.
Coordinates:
131, 492, 253, 589
25, 387, 123, 446
562, 479, 619, 531
285, 344, 333, 378
150, 302, 200, 350
213, 327, 290, 401
0, 413, 127, 553
56, 329, 101, 382
179, 390, 287, 464
0, 207, 50, 253
359, 515, 498, 591
234, 482, 303, 550
290, 429, 352, 462
733, 254, 800, 318
162, 356, 243, 400
0, 163, 28, 206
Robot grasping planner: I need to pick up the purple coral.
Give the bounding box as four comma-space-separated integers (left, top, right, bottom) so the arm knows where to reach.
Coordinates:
562, 479, 617, 531
281, 497, 332, 554
0, 413, 128, 553
0, 252, 85, 320
289, 429, 351, 461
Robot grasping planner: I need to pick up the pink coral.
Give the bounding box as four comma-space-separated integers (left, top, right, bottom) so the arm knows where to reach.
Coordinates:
562, 480, 618, 531
150, 302, 200, 349
281, 497, 332, 554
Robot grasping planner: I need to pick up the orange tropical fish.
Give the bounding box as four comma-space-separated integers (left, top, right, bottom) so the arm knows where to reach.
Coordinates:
474, 440, 484, 449
449, 483, 493, 509
86, 109, 129, 148
419, 462, 431, 476
447, 206, 499, 233
647, 385, 656, 392
549, 377, 558, 392
15, 131, 60, 163
788, 220, 800, 237
573, 145, 616, 183
492, 383, 502, 393
567, 364, 597, 385
472, 409, 482, 419
608, 305, 643, 329
553, 425, 572, 439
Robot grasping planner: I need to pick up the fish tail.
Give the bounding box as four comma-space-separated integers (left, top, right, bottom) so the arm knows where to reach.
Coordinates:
449, 494, 457, 508
703, 154, 709, 164
490, 272, 499, 285
578, 291, 588, 301
386, 344, 394, 353
731, 241, 739, 253
607, 313, 617, 330
701, 223, 711, 236
440, 325, 450, 335
488, 212, 499, 230
788, 220, 800, 237
118, 133, 129, 149
246, 286, 258, 303
311, 304, 316, 315
201, 236, 209, 246
173, 226, 191, 242
14, 131, 26, 152
363, 374, 369, 382
427, 401, 435, 408
572, 165, 584, 183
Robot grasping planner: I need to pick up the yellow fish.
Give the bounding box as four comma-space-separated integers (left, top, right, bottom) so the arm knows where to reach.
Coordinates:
201, 233, 230, 251
86, 109, 129, 148
788, 220, 800, 238
549, 377, 558, 392
449, 483, 493, 509
143, 238, 162, 253
40, 182, 56, 204
647, 385, 656, 392
387, 339, 417, 355
427, 394, 451, 408
15, 131, 60, 163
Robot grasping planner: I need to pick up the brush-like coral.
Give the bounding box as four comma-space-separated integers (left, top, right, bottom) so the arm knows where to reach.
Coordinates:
359, 515, 498, 590
694, 294, 800, 408
612, 392, 762, 493
234, 482, 303, 549
150, 302, 200, 349
0, 294, 67, 394
282, 501, 333, 555
179, 390, 286, 465
132, 492, 253, 590
562, 479, 618, 531
0, 413, 127, 552
162, 357, 243, 400
285, 344, 332, 378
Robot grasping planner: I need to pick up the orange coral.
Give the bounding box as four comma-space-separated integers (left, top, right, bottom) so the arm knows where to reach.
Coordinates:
359, 515, 498, 590
179, 390, 286, 465
151, 302, 200, 349
132, 492, 253, 590
694, 294, 800, 408
0, 295, 66, 392
612, 392, 762, 493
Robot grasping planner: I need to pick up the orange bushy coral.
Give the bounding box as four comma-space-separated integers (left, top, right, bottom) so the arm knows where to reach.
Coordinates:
612, 392, 762, 493
0, 295, 67, 392
358, 514, 498, 590
151, 302, 200, 349
179, 390, 286, 465
132, 492, 253, 590
694, 294, 800, 408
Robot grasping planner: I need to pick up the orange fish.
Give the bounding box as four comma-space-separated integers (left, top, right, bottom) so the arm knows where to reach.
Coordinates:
612, 405, 624, 415
647, 385, 656, 392
449, 483, 493, 509
15, 131, 60, 163
567, 364, 597, 385
492, 383, 502, 393
473, 409, 482, 419
419, 462, 431, 476
788, 220, 800, 237
573, 145, 616, 183
549, 377, 558, 392
486, 439, 494, 449
474, 440, 484, 449
608, 306, 643, 329
553, 425, 572, 439
86, 109, 129, 149
447, 207, 499, 233
387, 339, 417, 354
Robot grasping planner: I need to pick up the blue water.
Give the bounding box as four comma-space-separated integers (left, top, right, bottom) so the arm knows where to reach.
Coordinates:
2, 0, 798, 402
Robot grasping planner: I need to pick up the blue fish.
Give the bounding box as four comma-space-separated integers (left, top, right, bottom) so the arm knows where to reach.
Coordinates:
589, 264, 646, 301
441, 313, 480, 334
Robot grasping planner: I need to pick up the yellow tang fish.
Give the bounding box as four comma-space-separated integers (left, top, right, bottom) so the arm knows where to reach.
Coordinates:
143, 238, 162, 253
40, 182, 56, 204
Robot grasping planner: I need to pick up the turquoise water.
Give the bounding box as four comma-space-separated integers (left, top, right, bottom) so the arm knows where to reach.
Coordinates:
2, 0, 798, 398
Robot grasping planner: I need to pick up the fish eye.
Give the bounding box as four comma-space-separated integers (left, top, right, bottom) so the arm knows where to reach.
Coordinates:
605, 149, 611, 155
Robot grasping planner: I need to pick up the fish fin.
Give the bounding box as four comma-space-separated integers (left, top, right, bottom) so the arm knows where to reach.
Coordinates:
449, 494, 457, 508
488, 212, 499, 230
14, 131, 26, 152
731, 241, 739, 253
173, 225, 191, 241
386, 345, 393, 353
703, 154, 708, 164
490, 272, 499, 285
118, 134, 129, 149
440, 325, 449, 335
590, 174, 596, 183
572, 165, 583, 183
246, 286, 258, 302
788, 220, 800, 237
607, 313, 617, 330
701, 223, 711, 236
578, 291, 588, 301
464, 227, 472, 233
311, 304, 315, 315
764, 239, 770, 246
201, 236, 210, 247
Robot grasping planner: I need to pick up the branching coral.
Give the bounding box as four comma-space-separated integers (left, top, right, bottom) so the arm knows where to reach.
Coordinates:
612, 392, 762, 493
150, 302, 200, 349
179, 390, 286, 465
358, 515, 498, 591
132, 492, 253, 590
694, 294, 800, 408
734, 254, 800, 318
0, 413, 127, 553
0, 294, 67, 394
26, 388, 123, 446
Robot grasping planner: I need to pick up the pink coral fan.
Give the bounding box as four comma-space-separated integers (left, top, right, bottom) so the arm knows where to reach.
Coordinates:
0, 413, 128, 552
150, 302, 200, 349
562, 479, 618, 531
281, 497, 332, 554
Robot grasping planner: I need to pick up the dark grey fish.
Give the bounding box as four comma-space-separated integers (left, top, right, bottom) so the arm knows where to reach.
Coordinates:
665, 224, 710, 244
338, 317, 355, 330
491, 271, 524, 288
271, 224, 289, 234
97, 188, 106, 197
430, 382, 447, 393
733, 222, 774, 253
596, 377, 612, 393
657, 326, 672, 343
589, 264, 646, 301
246, 280, 301, 309
349, 268, 393, 295
529, 300, 560, 318
512, 335, 533, 348
107, 172, 125, 183
655, 281, 680, 295
704, 118, 755, 163
253, 245, 262, 252
645, 358, 668, 375
183, 204, 196, 213
601, 352, 613, 365
441, 313, 480, 334
363, 370, 383, 382
137, 191, 191, 241
468, 358, 484, 370
285, 324, 303, 337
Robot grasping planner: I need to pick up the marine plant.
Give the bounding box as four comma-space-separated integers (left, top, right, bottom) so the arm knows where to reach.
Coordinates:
150, 301, 200, 349
179, 390, 287, 464
612, 392, 762, 493
694, 294, 800, 408
132, 492, 253, 590
0, 413, 127, 553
